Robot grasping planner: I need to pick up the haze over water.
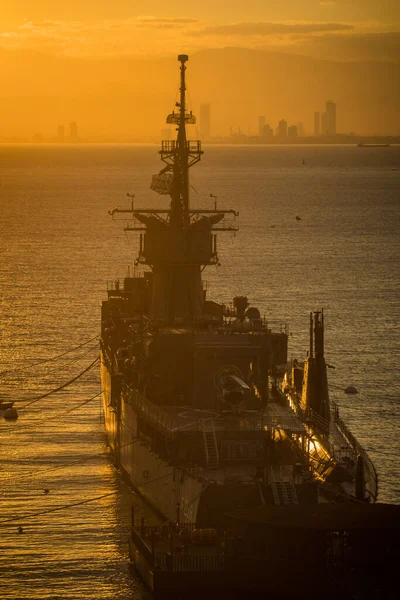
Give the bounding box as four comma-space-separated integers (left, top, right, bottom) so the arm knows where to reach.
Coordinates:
0, 144, 399, 598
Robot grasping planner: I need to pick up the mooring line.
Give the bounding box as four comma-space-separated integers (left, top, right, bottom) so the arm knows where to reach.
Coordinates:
2, 390, 103, 433
0, 472, 173, 527
0, 334, 100, 377
17, 358, 100, 408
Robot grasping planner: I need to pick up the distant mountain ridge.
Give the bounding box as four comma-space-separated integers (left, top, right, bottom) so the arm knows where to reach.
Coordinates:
0, 47, 398, 138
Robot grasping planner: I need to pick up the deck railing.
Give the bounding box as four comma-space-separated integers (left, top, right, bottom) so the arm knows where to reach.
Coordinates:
152, 551, 225, 572
131, 522, 224, 573
169, 553, 224, 572
124, 384, 177, 439
330, 401, 379, 502
134, 522, 196, 541
281, 387, 379, 500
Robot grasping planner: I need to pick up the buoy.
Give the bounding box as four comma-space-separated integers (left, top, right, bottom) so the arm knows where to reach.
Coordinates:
44, 489, 50, 494
18, 526, 23, 534
4, 407, 18, 420
345, 386, 358, 394
295, 216, 301, 221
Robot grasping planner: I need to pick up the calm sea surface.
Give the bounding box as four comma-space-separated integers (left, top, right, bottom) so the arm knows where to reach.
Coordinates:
0, 144, 399, 598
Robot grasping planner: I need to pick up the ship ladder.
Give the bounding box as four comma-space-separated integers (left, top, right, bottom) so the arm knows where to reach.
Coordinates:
270, 466, 298, 505
202, 420, 219, 470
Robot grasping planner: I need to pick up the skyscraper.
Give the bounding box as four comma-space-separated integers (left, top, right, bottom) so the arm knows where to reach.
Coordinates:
277, 119, 287, 140
199, 104, 211, 139
287, 125, 298, 140
326, 101, 336, 135
314, 112, 320, 136
261, 124, 274, 139
69, 121, 79, 143
296, 122, 305, 137
258, 116, 266, 136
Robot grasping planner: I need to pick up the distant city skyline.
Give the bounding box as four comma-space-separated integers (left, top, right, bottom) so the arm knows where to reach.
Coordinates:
256, 100, 336, 140
0, 46, 397, 141
10, 98, 400, 144
1, 82, 398, 145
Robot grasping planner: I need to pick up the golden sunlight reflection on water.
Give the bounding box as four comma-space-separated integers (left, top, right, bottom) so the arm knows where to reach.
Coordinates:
0, 144, 399, 597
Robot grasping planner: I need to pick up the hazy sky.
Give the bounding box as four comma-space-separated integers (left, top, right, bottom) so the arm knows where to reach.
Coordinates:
1, 1, 399, 60
0, 2, 398, 138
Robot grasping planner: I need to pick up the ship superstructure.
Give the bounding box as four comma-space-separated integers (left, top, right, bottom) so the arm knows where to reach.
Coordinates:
100, 55, 378, 534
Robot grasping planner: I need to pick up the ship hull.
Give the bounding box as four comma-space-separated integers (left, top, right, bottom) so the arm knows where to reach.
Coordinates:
101, 351, 204, 523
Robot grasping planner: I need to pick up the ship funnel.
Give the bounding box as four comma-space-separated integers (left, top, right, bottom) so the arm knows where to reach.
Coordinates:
301, 310, 330, 433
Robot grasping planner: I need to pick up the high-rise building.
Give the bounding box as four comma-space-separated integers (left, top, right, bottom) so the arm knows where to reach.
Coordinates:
326, 101, 336, 135
314, 112, 320, 136
277, 119, 287, 140
258, 116, 266, 136
199, 104, 211, 139
296, 122, 305, 137
288, 125, 298, 140
69, 121, 79, 143
57, 125, 65, 142
261, 124, 274, 139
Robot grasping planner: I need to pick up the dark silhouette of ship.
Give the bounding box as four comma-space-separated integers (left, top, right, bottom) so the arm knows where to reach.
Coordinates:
100, 55, 398, 598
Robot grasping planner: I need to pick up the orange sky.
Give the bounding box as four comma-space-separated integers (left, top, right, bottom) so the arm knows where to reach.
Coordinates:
1, 1, 399, 60
0, 2, 399, 139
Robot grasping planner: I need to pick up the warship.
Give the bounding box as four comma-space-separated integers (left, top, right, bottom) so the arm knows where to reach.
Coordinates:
100, 55, 391, 597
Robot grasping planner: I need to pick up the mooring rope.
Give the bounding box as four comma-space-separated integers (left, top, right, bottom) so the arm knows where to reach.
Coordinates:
0, 471, 173, 528
26, 343, 100, 378
0, 334, 100, 377
17, 357, 100, 408
2, 390, 103, 433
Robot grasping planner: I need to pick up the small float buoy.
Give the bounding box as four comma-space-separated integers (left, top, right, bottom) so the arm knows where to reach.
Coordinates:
18, 526, 23, 534
295, 215, 301, 221
44, 489, 50, 494
345, 386, 358, 394
4, 407, 18, 420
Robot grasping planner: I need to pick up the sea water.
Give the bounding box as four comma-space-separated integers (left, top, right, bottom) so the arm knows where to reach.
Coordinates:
0, 144, 399, 598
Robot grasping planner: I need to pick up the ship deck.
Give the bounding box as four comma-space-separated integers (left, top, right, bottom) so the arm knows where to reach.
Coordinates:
132, 390, 307, 435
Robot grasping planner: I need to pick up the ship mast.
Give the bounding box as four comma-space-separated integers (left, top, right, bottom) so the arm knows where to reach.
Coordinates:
109, 54, 238, 325
172, 54, 190, 228
160, 54, 202, 229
